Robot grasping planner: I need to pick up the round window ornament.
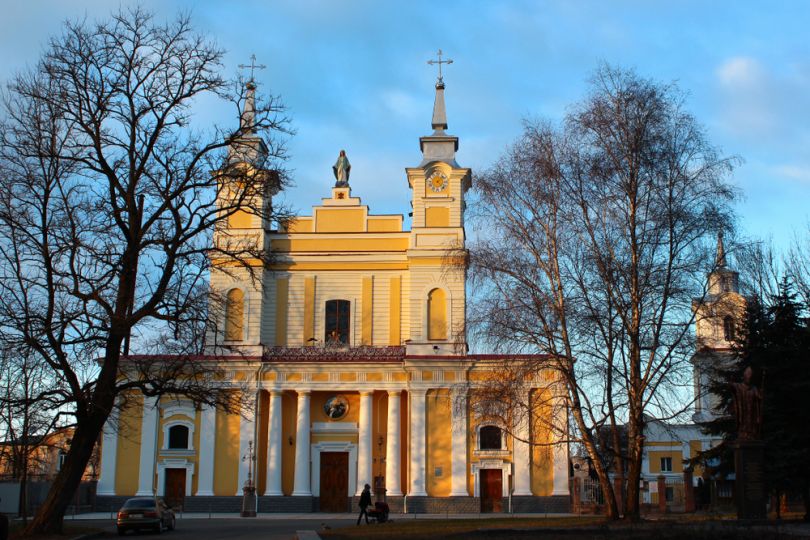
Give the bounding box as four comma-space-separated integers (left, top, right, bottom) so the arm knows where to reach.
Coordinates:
428, 171, 448, 193
324, 395, 349, 420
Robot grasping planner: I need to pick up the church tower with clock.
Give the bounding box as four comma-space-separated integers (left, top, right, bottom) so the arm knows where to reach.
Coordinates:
405, 74, 472, 355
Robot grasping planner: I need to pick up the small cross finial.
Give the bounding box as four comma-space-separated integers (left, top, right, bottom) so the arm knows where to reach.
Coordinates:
238, 54, 267, 82
427, 49, 453, 84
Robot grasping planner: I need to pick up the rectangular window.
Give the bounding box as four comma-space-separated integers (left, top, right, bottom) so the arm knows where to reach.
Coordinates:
660, 457, 672, 472
325, 300, 351, 344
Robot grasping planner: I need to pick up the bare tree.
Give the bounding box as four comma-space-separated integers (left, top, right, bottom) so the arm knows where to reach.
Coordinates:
0, 347, 63, 522
787, 227, 810, 308
467, 65, 736, 520
0, 8, 290, 533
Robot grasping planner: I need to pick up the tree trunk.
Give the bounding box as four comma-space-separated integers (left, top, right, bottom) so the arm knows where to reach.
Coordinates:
803, 484, 810, 523
25, 413, 107, 534
19, 455, 27, 523
568, 402, 619, 519
623, 411, 644, 521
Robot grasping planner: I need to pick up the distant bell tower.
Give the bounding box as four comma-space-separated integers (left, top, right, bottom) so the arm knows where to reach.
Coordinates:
691, 232, 746, 421
405, 50, 472, 356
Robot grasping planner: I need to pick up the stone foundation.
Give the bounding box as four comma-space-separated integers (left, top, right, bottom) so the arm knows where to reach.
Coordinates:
511, 495, 570, 513
96, 494, 569, 514
258, 496, 315, 513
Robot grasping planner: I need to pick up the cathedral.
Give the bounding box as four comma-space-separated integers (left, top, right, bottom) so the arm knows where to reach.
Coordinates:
95, 74, 570, 514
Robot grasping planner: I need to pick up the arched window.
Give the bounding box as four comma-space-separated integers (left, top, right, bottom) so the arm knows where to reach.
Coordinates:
325, 300, 351, 344
225, 288, 244, 341
168, 425, 189, 450
427, 288, 448, 341
723, 316, 735, 341
479, 426, 503, 450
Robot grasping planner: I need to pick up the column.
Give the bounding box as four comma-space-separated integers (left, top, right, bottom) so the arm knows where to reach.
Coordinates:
408, 389, 427, 496
292, 390, 312, 496
195, 404, 216, 496
236, 391, 258, 495
450, 389, 468, 496
97, 409, 119, 496
551, 390, 570, 497
356, 391, 374, 495
512, 390, 532, 496
265, 391, 283, 496
385, 391, 402, 496
135, 396, 159, 496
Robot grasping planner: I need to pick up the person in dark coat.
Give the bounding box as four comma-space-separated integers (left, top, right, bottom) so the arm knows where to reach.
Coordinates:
356, 484, 372, 525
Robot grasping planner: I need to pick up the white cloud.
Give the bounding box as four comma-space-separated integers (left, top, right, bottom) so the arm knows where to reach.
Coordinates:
716, 56, 765, 88
712, 56, 810, 140
773, 164, 810, 184
380, 89, 420, 119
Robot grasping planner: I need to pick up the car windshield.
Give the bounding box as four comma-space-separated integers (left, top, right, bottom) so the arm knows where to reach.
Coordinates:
123, 499, 155, 509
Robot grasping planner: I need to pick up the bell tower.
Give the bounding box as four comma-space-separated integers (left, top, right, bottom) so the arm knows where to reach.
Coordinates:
691, 232, 746, 421
405, 52, 471, 355
209, 74, 279, 353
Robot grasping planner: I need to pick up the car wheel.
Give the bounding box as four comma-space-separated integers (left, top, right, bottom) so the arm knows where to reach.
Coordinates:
117, 527, 126, 536
155, 522, 163, 535
168, 516, 176, 531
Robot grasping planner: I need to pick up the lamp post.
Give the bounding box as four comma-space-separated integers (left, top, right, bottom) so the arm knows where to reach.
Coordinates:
376, 435, 386, 502
240, 440, 257, 517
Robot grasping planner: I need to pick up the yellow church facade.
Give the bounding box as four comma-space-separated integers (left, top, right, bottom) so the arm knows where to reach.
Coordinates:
95, 78, 570, 513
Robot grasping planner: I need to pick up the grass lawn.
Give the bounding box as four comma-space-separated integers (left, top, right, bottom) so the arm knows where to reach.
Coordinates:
320, 516, 607, 539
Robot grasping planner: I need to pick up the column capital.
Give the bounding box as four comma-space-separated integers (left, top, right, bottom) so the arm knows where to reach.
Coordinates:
359, 390, 375, 397
268, 389, 283, 398
409, 387, 428, 397
296, 389, 311, 397
387, 389, 403, 397
450, 386, 468, 398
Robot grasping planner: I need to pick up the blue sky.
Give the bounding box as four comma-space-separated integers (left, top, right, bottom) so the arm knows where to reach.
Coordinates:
2, 1, 809, 254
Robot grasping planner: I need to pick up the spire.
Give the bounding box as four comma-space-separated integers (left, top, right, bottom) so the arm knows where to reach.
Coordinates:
431, 81, 448, 132
241, 81, 256, 136
228, 78, 267, 165
419, 50, 459, 167
427, 49, 453, 133
237, 54, 266, 137
715, 231, 727, 269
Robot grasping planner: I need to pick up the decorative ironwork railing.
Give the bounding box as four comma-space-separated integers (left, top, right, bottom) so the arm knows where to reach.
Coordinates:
263, 345, 406, 363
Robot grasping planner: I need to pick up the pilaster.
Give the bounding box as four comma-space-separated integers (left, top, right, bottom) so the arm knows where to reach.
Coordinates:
195, 404, 216, 496
135, 396, 159, 496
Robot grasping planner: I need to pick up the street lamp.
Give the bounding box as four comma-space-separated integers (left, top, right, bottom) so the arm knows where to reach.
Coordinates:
240, 440, 257, 517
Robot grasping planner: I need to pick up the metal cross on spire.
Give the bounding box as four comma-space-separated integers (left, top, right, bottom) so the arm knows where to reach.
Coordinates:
427, 49, 453, 84
238, 54, 267, 82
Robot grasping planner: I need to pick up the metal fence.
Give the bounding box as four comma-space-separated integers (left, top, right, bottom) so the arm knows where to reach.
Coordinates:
582, 478, 605, 505
649, 477, 685, 508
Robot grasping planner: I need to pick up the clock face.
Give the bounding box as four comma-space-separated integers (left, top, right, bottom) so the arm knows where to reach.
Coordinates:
428, 172, 448, 193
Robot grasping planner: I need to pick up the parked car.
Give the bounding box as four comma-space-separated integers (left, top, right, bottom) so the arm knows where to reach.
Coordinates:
117, 497, 175, 535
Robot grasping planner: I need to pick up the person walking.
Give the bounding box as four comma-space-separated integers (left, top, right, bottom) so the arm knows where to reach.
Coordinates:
356, 484, 372, 525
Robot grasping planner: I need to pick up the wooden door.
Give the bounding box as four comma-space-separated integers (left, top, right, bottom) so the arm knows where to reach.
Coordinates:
320, 452, 349, 512
480, 469, 503, 513
165, 468, 186, 510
